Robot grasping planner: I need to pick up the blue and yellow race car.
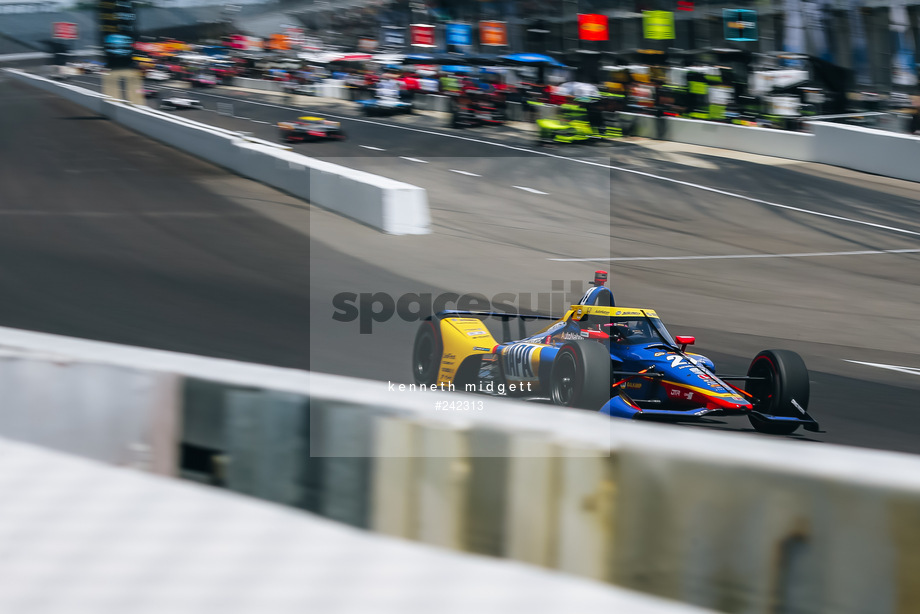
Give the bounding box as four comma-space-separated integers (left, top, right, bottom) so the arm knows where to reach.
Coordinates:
412, 271, 820, 435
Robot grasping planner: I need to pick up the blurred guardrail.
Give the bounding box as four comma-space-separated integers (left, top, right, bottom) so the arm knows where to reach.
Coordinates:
809, 120, 920, 183
605, 112, 920, 181
234, 76, 350, 100
3, 68, 431, 235
0, 438, 716, 614
234, 75, 287, 92
3, 323, 920, 614
0, 51, 51, 68
621, 112, 817, 161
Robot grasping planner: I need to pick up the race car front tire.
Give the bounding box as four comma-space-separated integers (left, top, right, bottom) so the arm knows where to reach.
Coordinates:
746, 349, 810, 435
549, 341, 611, 410
412, 320, 443, 387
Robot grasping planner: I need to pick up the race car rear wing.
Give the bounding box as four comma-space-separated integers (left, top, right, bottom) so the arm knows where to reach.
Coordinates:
435, 310, 558, 343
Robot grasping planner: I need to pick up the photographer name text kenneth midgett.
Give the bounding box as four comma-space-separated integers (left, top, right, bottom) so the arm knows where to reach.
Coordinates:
388, 381, 534, 394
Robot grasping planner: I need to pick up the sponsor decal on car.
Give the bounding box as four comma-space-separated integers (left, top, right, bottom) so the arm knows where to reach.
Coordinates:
502, 344, 541, 380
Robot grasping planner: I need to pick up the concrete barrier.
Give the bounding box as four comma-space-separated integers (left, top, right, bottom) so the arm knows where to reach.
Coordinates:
314, 79, 348, 99
5, 68, 431, 235
4, 67, 107, 114
620, 112, 816, 161
233, 76, 286, 92
619, 112, 657, 138
419, 93, 451, 113
232, 78, 350, 100
0, 437, 717, 614
361, 394, 920, 614
0, 350, 180, 474
809, 120, 920, 182
4, 324, 920, 612
668, 117, 815, 161
235, 141, 430, 234
506, 100, 525, 122
104, 99, 244, 169
0, 52, 52, 69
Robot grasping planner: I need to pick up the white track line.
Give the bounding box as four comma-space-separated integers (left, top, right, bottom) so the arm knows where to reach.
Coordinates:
400, 156, 428, 163
359, 145, 385, 151
513, 185, 548, 195
845, 360, 920, 377
549, 248, 920, 262
76, 80, 920, 240
450, 169, 480, 177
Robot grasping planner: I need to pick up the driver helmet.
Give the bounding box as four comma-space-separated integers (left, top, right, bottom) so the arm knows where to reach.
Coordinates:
578, 270, 615, 307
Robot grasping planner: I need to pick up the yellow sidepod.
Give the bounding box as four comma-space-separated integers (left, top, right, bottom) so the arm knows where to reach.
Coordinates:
437, 317, 498, 387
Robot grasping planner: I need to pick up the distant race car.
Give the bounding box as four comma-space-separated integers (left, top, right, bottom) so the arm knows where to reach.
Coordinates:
448, 90, 505, 129
411, 270, 820, 435
188, 73, 217, 88
356, 96, 413, 117
144, 69, 170, 82
284, 82, 316, 96
140, 86, 158, 99
277, 116, 346, 142
159, 97, 203, 111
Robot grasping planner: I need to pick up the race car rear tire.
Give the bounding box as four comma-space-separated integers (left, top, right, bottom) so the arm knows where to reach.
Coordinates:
549, 342, 611, 410
412, 320, 443, 386
745, 349, 810, 435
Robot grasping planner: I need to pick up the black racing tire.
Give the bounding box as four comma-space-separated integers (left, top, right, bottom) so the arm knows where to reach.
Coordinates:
549, 342, 611, 410
412, 320, 443, 386
745, 349, 810, 435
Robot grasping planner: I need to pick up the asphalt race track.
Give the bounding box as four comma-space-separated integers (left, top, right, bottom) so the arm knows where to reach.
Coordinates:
3, 72, 920, 454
